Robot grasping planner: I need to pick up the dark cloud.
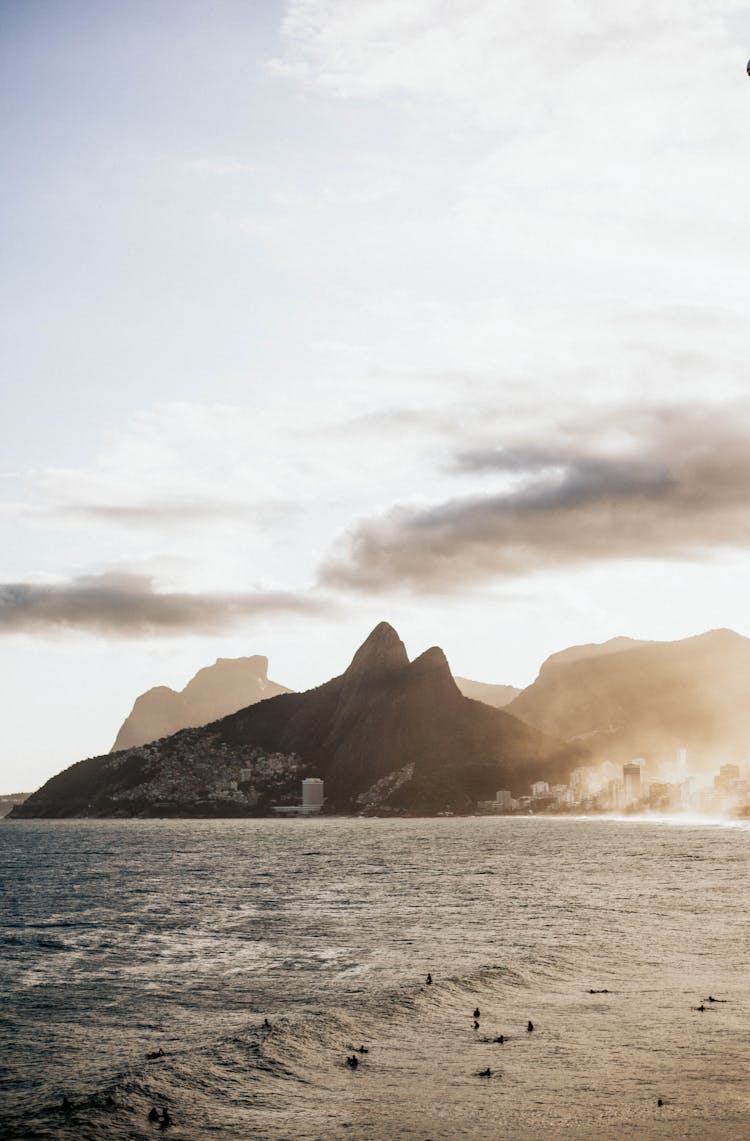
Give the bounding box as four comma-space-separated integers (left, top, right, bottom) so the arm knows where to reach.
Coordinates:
0, 572, 330, 636
454, 447, 674, 504
320, 405, 750, 593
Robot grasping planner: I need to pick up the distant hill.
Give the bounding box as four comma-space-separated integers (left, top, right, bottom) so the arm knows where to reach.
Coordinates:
112, 656, 291, 751
537, 636, 649, 672
454, 678, 520, 708
0, 792, 30, 818
14, 623, 582, 818
507, 628, 750, 771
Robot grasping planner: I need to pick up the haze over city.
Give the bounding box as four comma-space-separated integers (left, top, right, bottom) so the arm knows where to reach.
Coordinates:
2, 1, 750, 793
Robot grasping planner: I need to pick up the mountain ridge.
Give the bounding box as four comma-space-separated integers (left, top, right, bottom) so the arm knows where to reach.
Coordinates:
506, 627, 750, 769
14, 623, 582, 818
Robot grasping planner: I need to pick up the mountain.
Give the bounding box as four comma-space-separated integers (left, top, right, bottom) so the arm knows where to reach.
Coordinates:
537, 636, 649, 671
454, 678, 521, 708
13, 623, 582, 818
112, 656, 290, 751
506, 628, 750, 771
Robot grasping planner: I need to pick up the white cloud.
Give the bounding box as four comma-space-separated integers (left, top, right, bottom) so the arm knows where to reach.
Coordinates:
274, 1, 747, 127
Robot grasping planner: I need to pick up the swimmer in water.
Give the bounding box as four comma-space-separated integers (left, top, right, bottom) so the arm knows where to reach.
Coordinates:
527, 1021, 534, 1032
495, 1035, 505, 1044
473, 1020, 480, 1029
473, 1007, 480, 1019
357, 1045, 369, 1054
478, 1068, 492, 1077
263, 1018, 271, 1029
61, 1096, 72, 1113
148, 1107, 160, 1122
426, 972, 432, 985
160, 1107, 173, 1129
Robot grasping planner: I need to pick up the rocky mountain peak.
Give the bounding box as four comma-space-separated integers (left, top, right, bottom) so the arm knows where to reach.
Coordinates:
343, 622, 409, 680
111, 654, 289, 752
408, 645, 458, 687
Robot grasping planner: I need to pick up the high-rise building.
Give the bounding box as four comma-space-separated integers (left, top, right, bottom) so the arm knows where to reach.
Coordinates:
569, 767, 591, 798
677, 747, 687, 782
302, 778, 324, 812
623, 762, 641, 806
714, 764, 740, 795
495, 789, 512, 809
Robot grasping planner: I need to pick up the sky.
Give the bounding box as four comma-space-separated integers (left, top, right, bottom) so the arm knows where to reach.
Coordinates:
2, 0, 750, 793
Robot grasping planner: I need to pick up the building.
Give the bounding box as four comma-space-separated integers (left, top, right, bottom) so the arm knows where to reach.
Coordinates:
605, 778, 622, 810
679, 776, 695, 809
676, 747, 687, 782
495, 789, 512, 810
273, 777, 325, 816
714, 764, 740, 795
648, 781, 676, 811
531, 781, 549, 798
302, 778, 325, 812
551, 784, 573, 806
569, 767, 592, 798
623, 762, 642, 806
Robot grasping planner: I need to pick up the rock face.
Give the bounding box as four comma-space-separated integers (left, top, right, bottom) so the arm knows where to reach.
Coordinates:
507, 628, 750, 770
14, 622, 581, 818
112, 656, 290, 751
454, 678, 521, 708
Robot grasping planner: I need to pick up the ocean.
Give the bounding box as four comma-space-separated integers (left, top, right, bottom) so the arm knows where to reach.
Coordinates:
1, 815, 748, 1140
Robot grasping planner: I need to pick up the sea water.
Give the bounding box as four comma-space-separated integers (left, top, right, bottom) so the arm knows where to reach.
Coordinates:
1, 816, 748, 1140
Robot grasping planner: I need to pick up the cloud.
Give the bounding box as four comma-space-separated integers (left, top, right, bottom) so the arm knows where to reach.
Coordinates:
56, 497, 301, 528
0, 572, 331, 637
273, 1, 745, 137
319, 404, 750, 592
